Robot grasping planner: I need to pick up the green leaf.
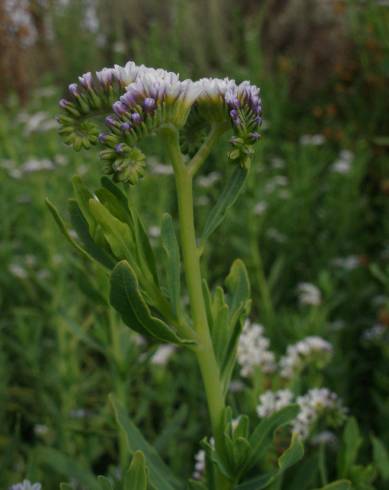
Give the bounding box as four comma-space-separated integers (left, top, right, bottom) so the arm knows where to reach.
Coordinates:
97, 476, 114, 490
201, 166, 248, 243
372, 435, 389, 480
161, 213, 181, 317
89, 198, 133, 261
243, 404, 299, 473
101, 175, 129, 207
110, 260, 192, 344
236, 433, 304, 489
124, 451, 148, 490
36, 446, 100, 490
110, 394, 183, 490
277, 433, 304, 471
72, 175, 98, 235
313, 480, 352, 490
46, 198, 93, 261
338, 417, 362, 476
68, 199, 115, 269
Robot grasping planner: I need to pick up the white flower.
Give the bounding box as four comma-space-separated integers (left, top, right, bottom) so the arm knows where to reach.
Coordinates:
331, 149, 354, 174
362, 324, 386, 342
9, 264, 28, 279
148, 226, 161, 238
237, 321, 276, 377
279, 336, 333, 379
196, 171, 221, 188
254, 201, 267, 215
256, 389, 294, 418
9, 480, 42, 490
193, 448, 206, 479
150, 345, 176, 366
297, 282, 322, 306
300, 134, 325, 146
293, 388, 346, 440
311, 430, 337, 446
332, 255, 360, 270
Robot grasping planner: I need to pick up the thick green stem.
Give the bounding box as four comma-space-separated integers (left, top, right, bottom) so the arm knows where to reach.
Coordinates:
165, 129, 232, 489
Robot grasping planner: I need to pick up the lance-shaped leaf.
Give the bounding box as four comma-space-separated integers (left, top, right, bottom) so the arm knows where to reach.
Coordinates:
313, 481, 352, 490
161, 213, 181, 317
110, 260, 193, 344
72, 175, 99, 236
242, 404, 300, 474
46, 198, 93, 262
201, 166, 248, 243
124, 451, 148, 490
68, 199, 115, 269
110, 395, 183, 490
236, 433, 304, 490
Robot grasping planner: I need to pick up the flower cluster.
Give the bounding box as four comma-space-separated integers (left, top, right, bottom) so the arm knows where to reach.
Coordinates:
9, 480, 41, 490
293, 388, 347, 440
58, 60, 262, 183
279, 336, 333, 380
256, 389, 294, 417
297, 282, 322, 306
237, 321, 276, 377
256, 388, 346, 441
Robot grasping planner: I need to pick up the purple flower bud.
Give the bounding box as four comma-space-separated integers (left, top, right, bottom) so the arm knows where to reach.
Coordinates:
105, 115, 117, 127
131, 112, 142, 124
249, 131, 260, 142
143, 97, 156, 112
115, 143, 125, 153
68, 83, 79, 96
78, 72, 93, 90
59, 98, 70, 109
98, 133, 107, 144
112, 101, 127, 116
120, 122, 132, 132
120, 91, 137, 108
255, 115, 263, 125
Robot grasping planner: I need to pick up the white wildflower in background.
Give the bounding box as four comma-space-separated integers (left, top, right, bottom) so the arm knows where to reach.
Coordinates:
34, 424, 49, 437
311, 430, 337, 447
331, 150, 354, 174
266, 228, 287, 243
300, 134, 325, 146
279, 336, 333, 379
21, 158, 54, 173
297, 282, 322, 306
264, 175, 288, 194
150, 345, 176, 366
196, 195, 210, 206
254, 201, 267, 216
270, 156, 285, 169
149, 157, 174, 176
256, 389, 294, 418
292, 388, 346, 440
237, 321, 276, 377
193, 448, 206, 479
9, 264, 28, 279
196, 171, 221, 189
148, 226, 161, 238
332, 255, 360, 270
362, 324, 387, 342
9, 480, 42, 490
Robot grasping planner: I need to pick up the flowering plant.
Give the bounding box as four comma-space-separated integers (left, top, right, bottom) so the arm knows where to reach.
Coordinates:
47, 60, 370, 490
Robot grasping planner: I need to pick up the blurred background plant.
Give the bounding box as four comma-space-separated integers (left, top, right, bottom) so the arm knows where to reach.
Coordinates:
0, 0, 388, 488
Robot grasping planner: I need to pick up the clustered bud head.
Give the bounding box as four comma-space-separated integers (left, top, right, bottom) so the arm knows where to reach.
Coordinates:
279, 336, 333, 380
237, 321, 276, 377
57, 60, 262, 184
256, 388, 347, 441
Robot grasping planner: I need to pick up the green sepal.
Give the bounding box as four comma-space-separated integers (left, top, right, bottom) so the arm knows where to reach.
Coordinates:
110, 394, 183, 490
124, 451, 148, 490
201, 166, 248, 244
161, 213, 182, 318
110, 260, 193, 345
